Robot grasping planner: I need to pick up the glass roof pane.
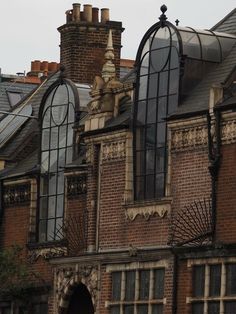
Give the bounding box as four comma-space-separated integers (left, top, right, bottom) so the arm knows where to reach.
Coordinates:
218, 36, 236, 59
199, 33, 221, 62
179, 30, 201, 59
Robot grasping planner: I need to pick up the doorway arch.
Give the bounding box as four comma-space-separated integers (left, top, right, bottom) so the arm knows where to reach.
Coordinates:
67, 283, 94, 314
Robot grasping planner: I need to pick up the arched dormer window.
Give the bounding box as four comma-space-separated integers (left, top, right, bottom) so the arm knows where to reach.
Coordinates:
38, 78, 79, 242
133, 9, 180, 200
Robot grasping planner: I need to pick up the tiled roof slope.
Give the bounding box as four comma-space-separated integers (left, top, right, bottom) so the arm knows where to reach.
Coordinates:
0, 82, 36, 114
211, 8, 236, 34
0, 72, 60, 160
174, 41, 236, 117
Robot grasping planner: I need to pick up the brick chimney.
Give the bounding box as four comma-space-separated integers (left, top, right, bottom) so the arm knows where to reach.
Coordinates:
58, 3, 123, 84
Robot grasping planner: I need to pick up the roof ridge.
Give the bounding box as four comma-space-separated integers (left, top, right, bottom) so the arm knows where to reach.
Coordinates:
211, 8, 236, 31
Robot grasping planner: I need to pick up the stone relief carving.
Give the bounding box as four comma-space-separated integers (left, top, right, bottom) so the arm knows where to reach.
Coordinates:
55, 264, 99, 313
102, 141, 126, 161
28, 247, 67, 263
171, 125, 208, 151
221, 119, 236, 144
86, 145, 94, 164
125, 203, 170, 221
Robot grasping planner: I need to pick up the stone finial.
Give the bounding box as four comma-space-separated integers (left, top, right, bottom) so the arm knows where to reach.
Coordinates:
102, 29, 116, 83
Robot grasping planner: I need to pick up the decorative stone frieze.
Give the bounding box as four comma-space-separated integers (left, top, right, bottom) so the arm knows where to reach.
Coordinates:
171, 125, 208, 151
55, 264, 99, 313
28, 247, 67, 263
125, 202, 171, 221
221, 118, 236, 144
86, 144, 94, 164
102, 140, 126, 161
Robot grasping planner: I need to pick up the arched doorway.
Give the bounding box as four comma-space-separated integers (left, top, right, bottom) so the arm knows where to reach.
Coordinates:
67, 283, 94, 314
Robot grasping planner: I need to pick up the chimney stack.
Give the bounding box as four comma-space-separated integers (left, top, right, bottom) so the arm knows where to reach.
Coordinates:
58, 4, 123, 84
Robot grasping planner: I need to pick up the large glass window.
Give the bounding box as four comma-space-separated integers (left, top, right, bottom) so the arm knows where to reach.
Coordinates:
191, 262, 236, 314
38, 80, 76, 242
134, 23, 180, 200
110, 268, 165, 314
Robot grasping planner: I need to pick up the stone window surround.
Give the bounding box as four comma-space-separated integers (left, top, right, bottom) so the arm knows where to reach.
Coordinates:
105, 261, 168, 310
187, 257, 236, 313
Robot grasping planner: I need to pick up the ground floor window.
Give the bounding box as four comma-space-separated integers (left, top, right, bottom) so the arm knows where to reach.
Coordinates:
188, 258, 236, 314
106, 262, 167, 314
0, 302, 48, 314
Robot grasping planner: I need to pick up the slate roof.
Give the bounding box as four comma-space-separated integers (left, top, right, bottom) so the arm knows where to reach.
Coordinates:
211, 8, 236, 34
0, 81, 36, 114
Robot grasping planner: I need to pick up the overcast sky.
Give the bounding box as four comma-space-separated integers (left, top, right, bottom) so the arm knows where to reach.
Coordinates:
0, 0, 235, 75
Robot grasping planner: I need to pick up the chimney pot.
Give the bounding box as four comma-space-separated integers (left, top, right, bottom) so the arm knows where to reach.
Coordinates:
66, 10, 73, 23
48, 62, 58, 72
101, 8, 109, 23
83, 4, 92, 22
41, 61, 49, 72
92, 7, 99, 23
34, 60, 41, 72
72, 3, 81, 22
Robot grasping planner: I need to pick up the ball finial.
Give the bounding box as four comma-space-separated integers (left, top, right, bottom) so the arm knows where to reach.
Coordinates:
160, 4, 167, 14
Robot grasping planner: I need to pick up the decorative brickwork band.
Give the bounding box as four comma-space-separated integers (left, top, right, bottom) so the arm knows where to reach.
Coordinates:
102, 141, 126, 161
3, 183, 31, 206
221, 118, 236, 144
171, 125, 208, 151
67, 175, 87, 197
55, 264, 98, 313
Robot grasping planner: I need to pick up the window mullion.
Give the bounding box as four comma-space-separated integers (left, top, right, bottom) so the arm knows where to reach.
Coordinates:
204, 265, 210, 314
220, 263, 226, 314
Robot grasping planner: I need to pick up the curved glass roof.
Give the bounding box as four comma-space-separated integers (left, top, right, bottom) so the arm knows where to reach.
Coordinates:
176, 26, 236, 62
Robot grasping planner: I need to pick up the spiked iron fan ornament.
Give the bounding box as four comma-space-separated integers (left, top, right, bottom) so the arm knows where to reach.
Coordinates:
170, 199, 213, 247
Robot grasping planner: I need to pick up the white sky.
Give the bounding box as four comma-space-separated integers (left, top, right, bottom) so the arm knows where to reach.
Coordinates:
0, 0, 235, 74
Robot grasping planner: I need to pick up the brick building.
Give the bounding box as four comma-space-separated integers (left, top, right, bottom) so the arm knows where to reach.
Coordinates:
1, 3, 236, 314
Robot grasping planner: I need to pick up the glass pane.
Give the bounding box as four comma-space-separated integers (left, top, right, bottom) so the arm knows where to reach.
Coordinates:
155, 173, 165, 198
208, 301, 220, 314
55, 218, 63, 240
225, 301, 236, 314
180, 30, 201, 59
156, 148, 165, 173
146, 150, 155, 174
193, 265, 205, 297
112, 272, 121, 301
146, 174, 155, 199
159, 71, 168, 97
137, 100, 147, 125
169, 69, 179, 94
156, 122, 166, 147
152, 304, 163, 314
136, 151, 145, 176
32, 303, 48, 314
47, 219, 55, 241
140, 53, 149, 76
146, 124, 155, 148
137, 305, 148, 314
125, 271, 135, 301
154, 269, 165, 299
139, 270, 150, 300
209, 264, 221, 297
58, 148, 66, 169
58, 125, 67, 148
192, 303, 204, 314
38, 220, 47, 242
170, 46, 179, 69
42, 107, 51, 128
168, 94, 178, 114
148, 73, 158, 99
49, 150, 57, 172
157, 97, 167, 122
41, 129, 50, 151
139, 75, 148, 100
48, 196, 56, 218
147, 99, 157, 124
57, 172, 65, 194
68, 102, 75, 124
40, 177, 48, 195
41, 152, 49, 173
199, 34, 220, 62
226, 264, 236, 295
124, 306, 134, 314
48, 174, 57, 195
111, 306, 120, 314
50, 127, 58, 149
39, 197, 48, 219
56, 194, 64, 218
67, 127, 74, 147
135, 176, 144, 200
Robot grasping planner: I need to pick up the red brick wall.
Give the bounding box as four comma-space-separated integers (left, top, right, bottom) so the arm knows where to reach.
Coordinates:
177, 259, 192, 314
58, 22, 122, 84
98, 159, 170, 250
216, 143, 236, 243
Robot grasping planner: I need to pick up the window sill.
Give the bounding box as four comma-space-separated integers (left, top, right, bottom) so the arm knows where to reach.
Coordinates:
123, 197, 172, 221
